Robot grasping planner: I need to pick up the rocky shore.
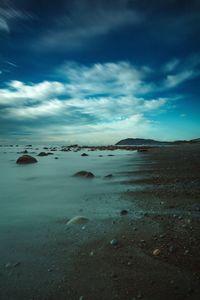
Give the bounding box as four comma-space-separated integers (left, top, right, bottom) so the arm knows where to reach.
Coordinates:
1, 144, 200, 300
48, 144, 199, 300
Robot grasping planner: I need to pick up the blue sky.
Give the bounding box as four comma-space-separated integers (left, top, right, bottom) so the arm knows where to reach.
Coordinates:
0, 0, 200, 144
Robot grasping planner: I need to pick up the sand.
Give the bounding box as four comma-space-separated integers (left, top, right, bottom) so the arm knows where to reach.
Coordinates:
43, 144, 200, 300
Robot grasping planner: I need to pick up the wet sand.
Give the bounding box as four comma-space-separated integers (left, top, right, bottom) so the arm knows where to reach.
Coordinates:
1, 144, 200, 299
45, 144, 200, 300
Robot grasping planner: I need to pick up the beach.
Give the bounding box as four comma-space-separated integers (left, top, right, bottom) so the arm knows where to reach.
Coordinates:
0, 144, 200, 300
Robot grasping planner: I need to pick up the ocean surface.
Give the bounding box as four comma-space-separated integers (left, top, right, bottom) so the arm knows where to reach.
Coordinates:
0, 145, 141, 299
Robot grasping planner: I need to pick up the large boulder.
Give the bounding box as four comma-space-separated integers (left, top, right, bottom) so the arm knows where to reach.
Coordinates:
74, 171, 95, 178
16, 155, 38, 164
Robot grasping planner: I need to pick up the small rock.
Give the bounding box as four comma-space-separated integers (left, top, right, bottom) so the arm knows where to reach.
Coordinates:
104, 174, 113, 178
153, 248, 161, 256
81, 153, 88, 157
66, 216, 89, 225
13, 262, 21, 267
120, 209, 128, 216
110, 239, 119, 246
169, 245, 175, 253
184, 249, 190, 255
74, 171, 95, 178
38, 152, 48, 156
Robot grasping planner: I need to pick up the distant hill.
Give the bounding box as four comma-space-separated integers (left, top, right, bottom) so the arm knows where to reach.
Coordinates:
116, 138, 167, 145
116, 138, 200, 145
190, 138, 200, 143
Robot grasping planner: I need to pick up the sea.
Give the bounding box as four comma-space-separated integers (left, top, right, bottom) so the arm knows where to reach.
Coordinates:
0, 145, 142, 299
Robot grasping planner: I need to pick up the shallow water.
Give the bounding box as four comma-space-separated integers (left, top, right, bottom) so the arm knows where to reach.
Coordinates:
0, 146, 139, 225
0, 145, 143, 299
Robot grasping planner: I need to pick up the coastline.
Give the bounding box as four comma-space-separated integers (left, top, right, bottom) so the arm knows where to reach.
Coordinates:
0, 144, 200, 300
54, 144, 200, 300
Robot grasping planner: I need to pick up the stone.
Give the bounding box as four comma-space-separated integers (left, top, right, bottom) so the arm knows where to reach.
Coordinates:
104, 174, 113, 178
74, 171, 95, 178
66, 216, 89, 225
81, 153, 88, 156
38, 152, 48, 156
153, 248, 161, 256
16, 155, 38, 164
120, 209, 128, 216
110, 239, 119, 246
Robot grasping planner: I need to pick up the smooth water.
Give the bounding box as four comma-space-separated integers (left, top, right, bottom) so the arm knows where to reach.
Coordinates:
0, 146, 138, 225
0, 145, 139, 299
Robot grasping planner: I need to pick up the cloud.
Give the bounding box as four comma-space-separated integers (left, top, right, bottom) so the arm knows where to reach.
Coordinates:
164, 70, 195, 88
1, 55, 198, 144
163, 59, 180, 73
0, 60, 169, 143
0, 4, 34, 33
0, 80, 65, 106
34, 0, 144, 51
163, 54, 200, 88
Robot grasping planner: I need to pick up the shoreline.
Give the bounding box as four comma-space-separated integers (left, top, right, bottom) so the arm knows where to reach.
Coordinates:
1, 144, 200, 299
43, 144, 200, 300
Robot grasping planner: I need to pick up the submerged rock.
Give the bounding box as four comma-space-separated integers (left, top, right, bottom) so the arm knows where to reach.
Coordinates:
38, 152, 48, 156
120, 209, 128, 216
104, 174, 113, 179
74, 171, 95, 178
81, 153, 88, 156
66, 216, 89, 225
16, 155, 37, 164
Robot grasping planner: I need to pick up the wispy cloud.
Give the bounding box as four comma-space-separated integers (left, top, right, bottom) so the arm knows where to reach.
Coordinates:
163, 54, 200, 88
0, 4, 34, 33
34, 0, 144, 51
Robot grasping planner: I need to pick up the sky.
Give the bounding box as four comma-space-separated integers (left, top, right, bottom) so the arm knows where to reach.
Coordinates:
0, 0, 200, 145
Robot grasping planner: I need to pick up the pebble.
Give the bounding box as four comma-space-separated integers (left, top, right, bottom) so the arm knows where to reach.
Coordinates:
120, 209, 128, 216
184, 249, 190, 255
169, 245, 175, 253
66, 216, 89, 225
110, 239, 119, 246
153, 248, 161, 256
159, 234, 165, 239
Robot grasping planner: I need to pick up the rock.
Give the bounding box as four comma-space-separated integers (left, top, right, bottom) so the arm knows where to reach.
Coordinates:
81, 153, 88, 156
120, 209, 128, 216
153, 248, 161, 256
137, 148, 148, 152
184, 249, 190, 255
22, 150, 28, 154
104, 174, 113, 178
74, 171, 95, 178
110, 239, 119, 246
55, 157, 59, 159
66, 216, 89, 225
16, 155, 38, 164
169, 245, 175, 253
38, 152, 48, 156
